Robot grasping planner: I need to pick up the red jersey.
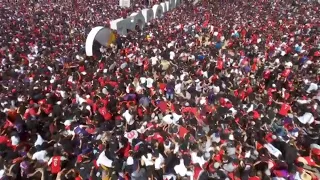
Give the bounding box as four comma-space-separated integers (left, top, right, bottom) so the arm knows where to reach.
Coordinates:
147, 133, 164, 144
98, 107, 112, 121
193, 166, 204, 180
263, 70, 271, 79
282, 69, 291, 77
279, 103, 291, 116
217, 60, 223, 70
249, 176, 261, 180
51, 156, 62, 174
178, 126, 189, 138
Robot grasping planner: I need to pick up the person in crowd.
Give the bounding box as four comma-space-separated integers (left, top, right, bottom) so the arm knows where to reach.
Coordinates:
0, 0, 319, 179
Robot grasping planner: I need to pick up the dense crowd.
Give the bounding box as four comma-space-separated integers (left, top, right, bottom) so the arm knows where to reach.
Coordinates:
0, 0, 319, 179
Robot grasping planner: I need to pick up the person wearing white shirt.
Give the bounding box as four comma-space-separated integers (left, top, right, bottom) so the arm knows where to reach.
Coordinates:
264, 143, 282, 158
32, 150, 49, 162
175, 82, 182, 94
297, 112, 314, 125
34, 133, 45, 147
123, 110, 134, 125
306, 82, 318, 93
126, 156, 134, 168
285, 61, 293, 68
162, 114, 175, 125
296, 99, 311, 104
146, 77, 154, 88
195, 80, 202, 92
96, 151, 113, 168
151, 56, 158, 66
75, 94, 86, 105
141, 153, 154, 167
0, 169, 4, 179
154, 151, 165, 180
141, 153, 155, 179
169, 51, 175, 60
174, 159, 193, 177
11, 135, 20, 146
140, 77, 147, 84
154, 153, 164, 170
213, 85, 220, 94
190, 151, 207, 168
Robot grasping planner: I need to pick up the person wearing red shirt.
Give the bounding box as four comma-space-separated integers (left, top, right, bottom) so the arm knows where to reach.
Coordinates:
274, 100, 292, 117
48, 152, 67, 176
98, 102, 112, 121
216, 59, 223, 70
146, 132, 164, 144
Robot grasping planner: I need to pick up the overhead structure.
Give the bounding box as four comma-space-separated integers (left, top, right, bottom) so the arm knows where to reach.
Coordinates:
86, 0, 184, 51
85, 26, 116, 57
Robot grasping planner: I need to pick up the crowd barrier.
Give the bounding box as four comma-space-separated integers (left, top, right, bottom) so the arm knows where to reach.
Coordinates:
110, 0, 184, 35
86, 0, 184, 56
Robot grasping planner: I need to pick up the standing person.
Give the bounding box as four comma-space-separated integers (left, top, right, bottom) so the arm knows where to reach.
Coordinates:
153, 150, 165, 180
47, 151, 67, 179
141, 152, 155, 180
